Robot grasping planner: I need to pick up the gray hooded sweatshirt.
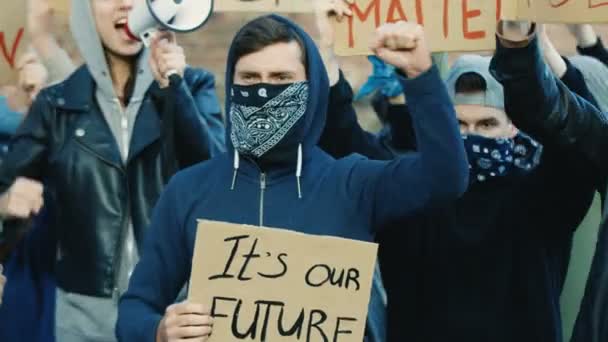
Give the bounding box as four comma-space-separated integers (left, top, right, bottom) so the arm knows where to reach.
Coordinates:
56, 1, 155, 341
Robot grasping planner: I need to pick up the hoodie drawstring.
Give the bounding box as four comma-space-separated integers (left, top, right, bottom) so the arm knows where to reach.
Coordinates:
231, 149, 239, 190
296, 144, 303, 199
230, 144, 303, 200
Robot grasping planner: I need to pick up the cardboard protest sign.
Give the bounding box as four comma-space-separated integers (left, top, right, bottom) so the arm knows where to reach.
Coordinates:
0, 2, 28, 85
189, 220, 378, 342
334, 0, 503, 55
214, 0, 313, 13
516, 0, 608, 23
54, 0, 71, 16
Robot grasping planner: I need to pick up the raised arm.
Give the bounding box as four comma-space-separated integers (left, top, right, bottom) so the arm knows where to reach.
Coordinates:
569, 24, 608, 67
149, 34, 226, 172
490, 22, 608, 176
345, 22, 468, 228
173, 68, 226, 165
538, 24, 599, 107
319, 71, 394, 160
314, 0, 394, 160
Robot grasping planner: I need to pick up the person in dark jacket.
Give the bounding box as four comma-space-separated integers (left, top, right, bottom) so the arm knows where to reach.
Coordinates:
490, 20, 608, 342
313, 5, 596, 341
116, 15, 469, 342
0, 0, 225, 341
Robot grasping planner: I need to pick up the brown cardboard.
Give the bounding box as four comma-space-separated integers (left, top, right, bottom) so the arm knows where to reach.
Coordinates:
518, 0, 608, 23
214, 0, 313, 13
188, 220, 379, 341
334, 0, 501, 55
0, 2, 28, 85
54, 0, 71, 16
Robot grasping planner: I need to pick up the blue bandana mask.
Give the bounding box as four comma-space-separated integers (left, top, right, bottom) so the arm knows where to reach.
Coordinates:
463, 133, 543, 184
229, 82, 309, 158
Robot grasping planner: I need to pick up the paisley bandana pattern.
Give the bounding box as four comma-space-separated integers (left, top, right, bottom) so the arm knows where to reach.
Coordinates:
230, 82, 309, 157
463, 133, 543, 184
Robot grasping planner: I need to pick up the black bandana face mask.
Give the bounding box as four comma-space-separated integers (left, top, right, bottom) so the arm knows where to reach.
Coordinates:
463, 132, 543, 184
229, 82, 309, 158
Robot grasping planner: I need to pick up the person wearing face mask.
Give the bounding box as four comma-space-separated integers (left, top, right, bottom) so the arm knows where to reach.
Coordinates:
116, 15, 468, 342
312, 3, 596, 340
490, 20, 608, 342
0, 0, 225, 340
343, 56, 595, 342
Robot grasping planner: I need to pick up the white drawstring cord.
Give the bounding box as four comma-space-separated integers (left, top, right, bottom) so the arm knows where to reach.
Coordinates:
231, 149, 239, 190
296, 144, 303, 199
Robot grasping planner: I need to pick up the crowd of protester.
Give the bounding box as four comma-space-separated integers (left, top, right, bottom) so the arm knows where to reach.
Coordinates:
0, 1, 607, 342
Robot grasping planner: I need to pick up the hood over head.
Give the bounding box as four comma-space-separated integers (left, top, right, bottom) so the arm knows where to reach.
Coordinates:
224, 14, 329, 166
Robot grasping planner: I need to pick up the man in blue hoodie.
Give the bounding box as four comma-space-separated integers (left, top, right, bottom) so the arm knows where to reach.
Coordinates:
117, 14, 468, 342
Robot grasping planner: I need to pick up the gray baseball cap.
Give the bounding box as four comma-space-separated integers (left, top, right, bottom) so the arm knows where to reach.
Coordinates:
445, 55, 505, 111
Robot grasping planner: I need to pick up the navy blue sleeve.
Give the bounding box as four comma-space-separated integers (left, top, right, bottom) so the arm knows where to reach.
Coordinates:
346, 66, 469, 228
491, 37, 608, 176
117, 177, 191, 342
578, 37, 608, 67
560, 57, 600, 108
318, 71, 393, 160
173, 68, 226, 167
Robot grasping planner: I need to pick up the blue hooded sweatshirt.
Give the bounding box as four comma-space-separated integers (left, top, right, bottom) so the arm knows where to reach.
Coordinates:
116, 14, 468, 341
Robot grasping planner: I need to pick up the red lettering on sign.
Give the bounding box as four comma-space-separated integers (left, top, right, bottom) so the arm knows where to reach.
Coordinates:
462, 0, 486, 39
496, 0, 501, 21
387, 0, 409, 22
0, 28, 24, 69
589, 0, 608, 8
348, 0, 381, 48
551, 0, 608, 9
443, 0, 449, 38
386, 0, 424, 24
550, 0, 571, 6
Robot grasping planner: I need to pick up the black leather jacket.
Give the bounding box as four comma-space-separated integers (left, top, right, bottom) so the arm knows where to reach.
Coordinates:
491, 36, 608, 342
0, 66, 225, 297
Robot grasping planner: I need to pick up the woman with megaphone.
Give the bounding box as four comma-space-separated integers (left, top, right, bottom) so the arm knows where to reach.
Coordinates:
0, 0, 225, 341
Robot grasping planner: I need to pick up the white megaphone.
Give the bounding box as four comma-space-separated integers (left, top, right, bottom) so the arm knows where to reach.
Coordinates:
125, 0, 214, 46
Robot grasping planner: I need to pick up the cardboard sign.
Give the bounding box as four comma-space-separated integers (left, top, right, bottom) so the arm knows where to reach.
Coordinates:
214, 0, 312, 13
0, 2, 27, 85
54, 0, 71, 15
334, 0, 503, 55
516, 0, 608, 23
189, 220, 378, 342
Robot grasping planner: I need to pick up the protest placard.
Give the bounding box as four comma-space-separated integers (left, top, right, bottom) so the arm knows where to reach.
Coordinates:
0, 2, 27, 85
215, 0, 313, 13
516, 0, 608, 23
189, 220, 378, 342
334, 0, 502, 55
55, 0, 71, 15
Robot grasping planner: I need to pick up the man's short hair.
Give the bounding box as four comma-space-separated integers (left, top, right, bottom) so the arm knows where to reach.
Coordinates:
454, 72, 487, 94
232, 17, 307, 68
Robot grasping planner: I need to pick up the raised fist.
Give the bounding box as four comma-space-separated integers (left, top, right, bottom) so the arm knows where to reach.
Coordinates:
370, 21, 432, 78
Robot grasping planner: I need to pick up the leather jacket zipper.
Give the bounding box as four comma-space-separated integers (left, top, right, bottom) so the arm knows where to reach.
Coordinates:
113, 98, 130, 301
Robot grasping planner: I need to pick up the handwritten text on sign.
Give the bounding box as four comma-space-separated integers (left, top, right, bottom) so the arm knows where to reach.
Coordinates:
189, 220, 378, 342
0, 1, 27, 85
214, 0, 312, 13
516, 0, 608, 23
334, 0, 505, 55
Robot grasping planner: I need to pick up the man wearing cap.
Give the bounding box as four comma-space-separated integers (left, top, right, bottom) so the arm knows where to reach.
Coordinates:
321, 53, 598, 342
312, 2, 598, 340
